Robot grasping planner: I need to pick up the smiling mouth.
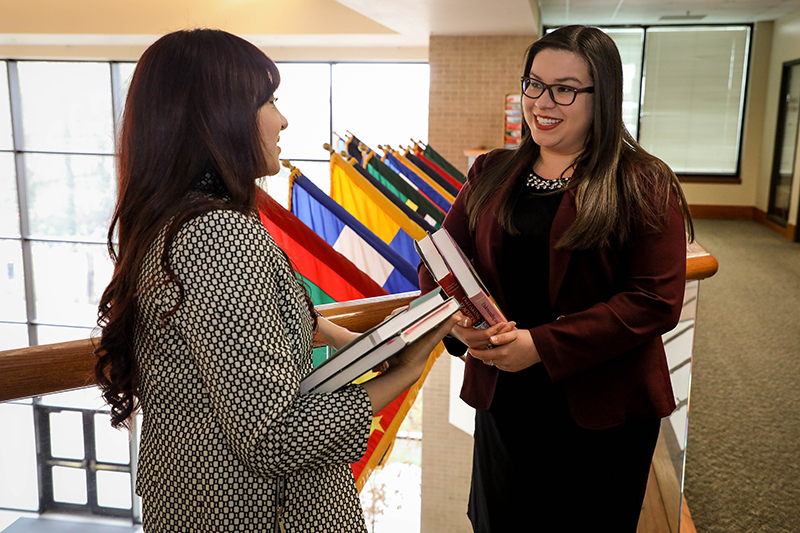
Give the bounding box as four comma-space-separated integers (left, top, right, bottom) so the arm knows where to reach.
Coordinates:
535, 115, 562, 126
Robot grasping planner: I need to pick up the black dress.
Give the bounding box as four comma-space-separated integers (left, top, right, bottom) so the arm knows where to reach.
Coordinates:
467, 174, 660, 533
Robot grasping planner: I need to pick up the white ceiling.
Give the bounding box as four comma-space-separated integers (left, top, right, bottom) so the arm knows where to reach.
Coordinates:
334, 0, 540, 37
335, 0, 800, 37
540, 0, 800, 27
328, 0, 800, 47
2, 0, 799, 55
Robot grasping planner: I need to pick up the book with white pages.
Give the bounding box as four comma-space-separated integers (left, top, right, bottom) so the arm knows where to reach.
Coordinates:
300, 288, 454, 395
415, 234, 489, 329
429, 227, 506, 326
301, 296, 460, 394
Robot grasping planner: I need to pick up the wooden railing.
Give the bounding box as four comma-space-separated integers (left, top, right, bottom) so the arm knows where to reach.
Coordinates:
0, 243, 718, 404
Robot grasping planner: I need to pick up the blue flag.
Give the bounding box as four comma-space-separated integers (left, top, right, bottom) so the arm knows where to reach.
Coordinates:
290, 172, 419, 294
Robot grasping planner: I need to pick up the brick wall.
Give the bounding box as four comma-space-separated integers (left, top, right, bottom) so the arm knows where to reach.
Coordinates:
427, 35, 538, 175
422, 33, 538, 533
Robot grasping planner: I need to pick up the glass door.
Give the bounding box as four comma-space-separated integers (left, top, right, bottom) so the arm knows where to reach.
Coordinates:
768, 60, 800, 227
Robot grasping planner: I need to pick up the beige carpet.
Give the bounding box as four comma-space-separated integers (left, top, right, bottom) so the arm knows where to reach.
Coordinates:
685, 219, 800, 532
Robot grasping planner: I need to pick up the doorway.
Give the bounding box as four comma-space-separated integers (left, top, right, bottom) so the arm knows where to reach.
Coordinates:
768, 59, 800, 237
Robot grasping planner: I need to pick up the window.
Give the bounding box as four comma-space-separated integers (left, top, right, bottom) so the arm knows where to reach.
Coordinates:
605, 29, 644, 139
332, 63, 430, 154
0, 57, 430, 523
262, 62, 430, 208
639, 26, 750, 175
602, 26, 751, 177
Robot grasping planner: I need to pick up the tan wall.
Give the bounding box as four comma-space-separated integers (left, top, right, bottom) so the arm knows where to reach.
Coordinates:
0, 0, 394, 36
427, 35, 537, 176
0, 43, 428, 62
757, 10, 800, 226
422, 33, 537, 533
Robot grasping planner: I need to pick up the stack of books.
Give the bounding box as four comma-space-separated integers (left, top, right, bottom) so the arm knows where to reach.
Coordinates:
415, 227, 505, 330
300, 287, 460, 395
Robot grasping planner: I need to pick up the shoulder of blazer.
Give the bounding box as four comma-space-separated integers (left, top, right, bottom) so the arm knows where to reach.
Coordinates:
469, 149, 514, 181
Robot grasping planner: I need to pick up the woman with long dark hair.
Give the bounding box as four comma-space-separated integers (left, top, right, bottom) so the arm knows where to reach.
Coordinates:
95, 29, 458, 532
419, 25, 694, 531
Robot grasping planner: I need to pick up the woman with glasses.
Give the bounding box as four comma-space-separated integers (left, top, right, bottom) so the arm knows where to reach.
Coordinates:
94, 29, 459, 532
419, 25, 693, 532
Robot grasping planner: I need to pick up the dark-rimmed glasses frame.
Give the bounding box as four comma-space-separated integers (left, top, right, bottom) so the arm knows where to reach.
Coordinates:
520, 77, 594, 106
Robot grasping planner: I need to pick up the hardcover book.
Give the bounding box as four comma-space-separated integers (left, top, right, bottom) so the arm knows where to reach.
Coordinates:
425, 228, 506, 326
415, 234, 489, 329
300, 288, 460, 394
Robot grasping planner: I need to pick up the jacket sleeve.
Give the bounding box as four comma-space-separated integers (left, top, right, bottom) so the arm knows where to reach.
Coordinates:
532, 199, 688, 384
170, 210, 372, 478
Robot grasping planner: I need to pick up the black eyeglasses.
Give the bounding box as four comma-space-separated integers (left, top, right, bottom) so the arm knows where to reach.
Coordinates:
520, 77, 594, 106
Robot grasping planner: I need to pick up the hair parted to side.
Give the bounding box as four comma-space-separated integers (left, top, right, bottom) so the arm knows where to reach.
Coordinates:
94, 29, 311, 430
465, 25, 693, 250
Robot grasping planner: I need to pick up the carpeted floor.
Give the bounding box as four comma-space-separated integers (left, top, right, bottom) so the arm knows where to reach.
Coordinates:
685, 219, 800, 533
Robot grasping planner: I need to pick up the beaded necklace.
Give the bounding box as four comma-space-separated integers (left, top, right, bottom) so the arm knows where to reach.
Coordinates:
525, 171, 570, 191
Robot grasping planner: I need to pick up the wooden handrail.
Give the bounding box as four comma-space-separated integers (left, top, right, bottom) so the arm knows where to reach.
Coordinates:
0, 243, 717, 404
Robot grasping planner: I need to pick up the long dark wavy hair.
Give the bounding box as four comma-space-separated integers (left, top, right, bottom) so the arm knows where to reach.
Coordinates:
95, 29, 314, 429
466, 25, 694, 249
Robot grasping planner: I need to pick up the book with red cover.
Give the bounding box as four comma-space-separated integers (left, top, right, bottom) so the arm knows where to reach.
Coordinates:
415, 234, 489, 329
428, 228, 506, 326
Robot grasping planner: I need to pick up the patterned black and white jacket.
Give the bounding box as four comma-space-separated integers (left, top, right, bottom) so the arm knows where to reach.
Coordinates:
134, 207, 372, 532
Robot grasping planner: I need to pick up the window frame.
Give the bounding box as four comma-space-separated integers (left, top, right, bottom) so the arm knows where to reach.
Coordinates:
0, 57, 431, 524
543, 23, 754, 183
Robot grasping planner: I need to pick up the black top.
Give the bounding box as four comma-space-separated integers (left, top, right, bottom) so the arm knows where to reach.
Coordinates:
499, 174, 565, 330
468, 174, 567, 531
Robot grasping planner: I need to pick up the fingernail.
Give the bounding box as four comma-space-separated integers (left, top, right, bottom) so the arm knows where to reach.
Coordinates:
490, 336, 498, 344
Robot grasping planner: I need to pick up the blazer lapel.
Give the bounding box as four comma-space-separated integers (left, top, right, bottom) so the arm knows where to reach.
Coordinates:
549, 190, 576, 308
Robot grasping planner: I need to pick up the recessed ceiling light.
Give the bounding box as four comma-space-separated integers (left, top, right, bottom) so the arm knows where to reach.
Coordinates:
660, 11, 707, 21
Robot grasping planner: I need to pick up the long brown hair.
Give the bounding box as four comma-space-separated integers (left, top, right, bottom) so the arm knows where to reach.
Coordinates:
466, 25, 693, 249
95, 29, 294, 429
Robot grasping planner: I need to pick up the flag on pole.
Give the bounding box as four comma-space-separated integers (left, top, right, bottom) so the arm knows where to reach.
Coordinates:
256, 187, 385, 304
343, 133, 364, 164
363, 152, 445, 229
288, 169, 419, 294
343, 134, 446, 227
329, 151, 426, 269
405, 152, 461, 196
418, 143, 467, 184
391, 150, 456, 205
348, 156, 436, 235
255, 186, 435, 492
384, 152, 452, 213
410, 147, 463, 191
352, 341, 445, 492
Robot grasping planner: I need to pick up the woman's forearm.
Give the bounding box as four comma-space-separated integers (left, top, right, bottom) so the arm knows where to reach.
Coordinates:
314, 316, 360, 350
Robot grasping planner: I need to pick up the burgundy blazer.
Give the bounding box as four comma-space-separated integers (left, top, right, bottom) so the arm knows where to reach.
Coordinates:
419, 150, 686, 430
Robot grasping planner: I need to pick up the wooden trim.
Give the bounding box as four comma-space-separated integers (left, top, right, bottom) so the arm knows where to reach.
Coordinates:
316, 291, 418, 333
679, 176, 741, 185
637, 430, 697, 533
754, 208, 797, 240
689, 204, 757, 220
681, 495, 697, 533
463, 148, 490, 157
0, 338, 98, 404
686, 241, 718, 281
689, 205, 797, 242
0, 248, 718, 403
